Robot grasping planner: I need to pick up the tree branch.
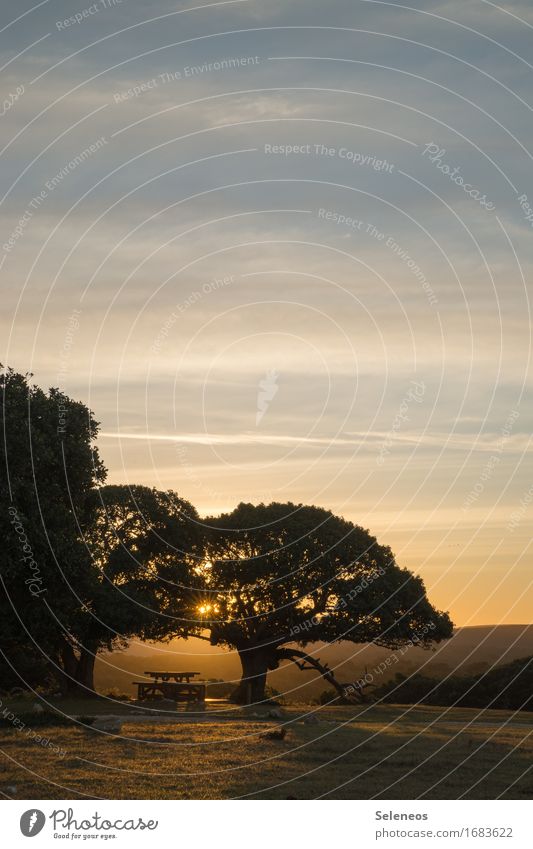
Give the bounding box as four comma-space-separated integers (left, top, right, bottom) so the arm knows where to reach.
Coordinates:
276, 647, 366, 703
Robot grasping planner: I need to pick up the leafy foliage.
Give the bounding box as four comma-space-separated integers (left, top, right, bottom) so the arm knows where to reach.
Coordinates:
202, 502, 453, 701
0, 368, 106, 692
83, 484, 203, 645
0, 370, 201, 695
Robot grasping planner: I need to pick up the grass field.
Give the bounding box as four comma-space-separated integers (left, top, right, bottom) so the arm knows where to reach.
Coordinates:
0, 700, 531, 800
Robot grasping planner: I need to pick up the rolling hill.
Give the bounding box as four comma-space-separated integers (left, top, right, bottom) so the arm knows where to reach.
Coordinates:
95, 624, 533, 702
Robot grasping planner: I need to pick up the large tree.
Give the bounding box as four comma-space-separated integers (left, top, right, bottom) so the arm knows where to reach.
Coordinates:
0, 368, 106, 694
200, 502, 453, 703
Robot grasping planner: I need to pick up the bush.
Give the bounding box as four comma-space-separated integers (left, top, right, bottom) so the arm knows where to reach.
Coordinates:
373, 657, 533, 712
264, 686, 285, 705
318, 689, 339, 705
102, 689, 130, 701
205, 680, 235, 699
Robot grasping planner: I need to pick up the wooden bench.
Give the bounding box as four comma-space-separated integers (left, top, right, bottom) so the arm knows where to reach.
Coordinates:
133, 671, 206, 707
144, 671, 201, 683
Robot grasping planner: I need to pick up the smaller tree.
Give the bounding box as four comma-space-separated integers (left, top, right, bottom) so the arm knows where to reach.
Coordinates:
70, 484, 203, 692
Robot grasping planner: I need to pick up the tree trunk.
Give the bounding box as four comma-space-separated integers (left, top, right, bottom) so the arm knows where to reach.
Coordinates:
76, 644, 97, 693
59, 642, 79, 696
233, 648, 272, 704
59, 640, 98, 696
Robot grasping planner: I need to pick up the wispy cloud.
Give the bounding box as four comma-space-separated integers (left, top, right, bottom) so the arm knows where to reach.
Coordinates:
100, 429, 532, 454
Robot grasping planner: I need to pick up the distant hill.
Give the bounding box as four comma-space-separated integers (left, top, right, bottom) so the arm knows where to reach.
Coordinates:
95, 624, 533, 702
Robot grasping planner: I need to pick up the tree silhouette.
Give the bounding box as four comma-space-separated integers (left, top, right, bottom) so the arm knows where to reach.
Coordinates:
77, 484, 202, 690
0, 371, 201, 695
200, 502, 453, 703
1, 369, 454, 703
0, 368, 105, 693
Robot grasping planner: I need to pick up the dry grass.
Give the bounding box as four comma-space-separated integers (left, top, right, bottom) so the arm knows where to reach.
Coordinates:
0, 703, 531, 800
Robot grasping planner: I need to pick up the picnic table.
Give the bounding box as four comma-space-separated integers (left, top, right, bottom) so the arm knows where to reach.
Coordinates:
133, 671, 206, 707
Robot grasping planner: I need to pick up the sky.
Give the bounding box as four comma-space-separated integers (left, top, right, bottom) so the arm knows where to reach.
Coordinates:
1, 0, 532, 626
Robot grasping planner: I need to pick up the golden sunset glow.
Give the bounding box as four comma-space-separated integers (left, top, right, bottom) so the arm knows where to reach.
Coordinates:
2, 0, 531, 634
1, 0, 532, 812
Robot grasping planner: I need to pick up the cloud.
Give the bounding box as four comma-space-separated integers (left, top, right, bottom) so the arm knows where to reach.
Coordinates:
2, 0, 532, 623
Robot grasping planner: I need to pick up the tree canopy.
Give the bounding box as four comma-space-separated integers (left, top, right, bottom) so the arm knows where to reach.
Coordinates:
82, 484, 202, 648
201, 502, 453, 702
0, 367, 105, 693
